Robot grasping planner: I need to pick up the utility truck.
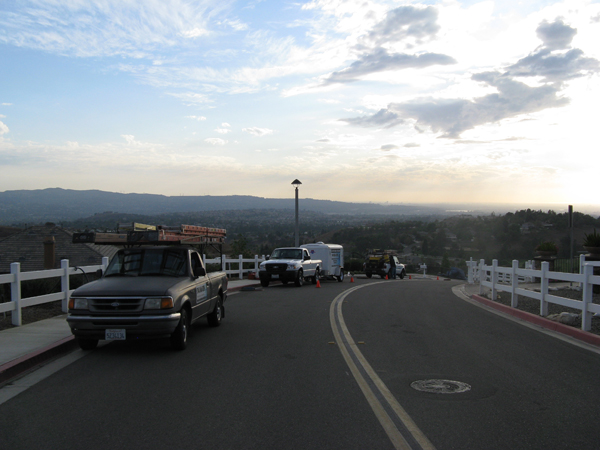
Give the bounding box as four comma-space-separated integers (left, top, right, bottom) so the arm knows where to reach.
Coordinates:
258, 247, 321, 287
68, 224, 227, 351
363, 251, 406, 279
301, 242, 345, 282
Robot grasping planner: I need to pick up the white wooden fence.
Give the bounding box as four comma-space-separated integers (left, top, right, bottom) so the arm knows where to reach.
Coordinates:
466, 256, 600, 332
0, 255, 265, 327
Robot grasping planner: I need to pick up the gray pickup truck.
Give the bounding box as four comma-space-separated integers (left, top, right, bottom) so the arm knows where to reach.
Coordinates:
67, 246, 227, 351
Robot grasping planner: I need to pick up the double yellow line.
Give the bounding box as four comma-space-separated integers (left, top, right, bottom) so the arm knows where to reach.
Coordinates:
329, 285, 436, 450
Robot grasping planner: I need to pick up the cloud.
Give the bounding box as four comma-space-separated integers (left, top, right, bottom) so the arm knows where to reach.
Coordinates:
536, 19, 577, 50
504, 19, 599, 82
2, 103, 12, 106
186, 115, 207, 121
0, 120, 9, 135
242, 127, 273, 136
343, 72, 569, 138
403, 143, 420, 148
341, 18, 600, 139
363, 5, 440, 47
215, 127, 231, 134
380, 144, 399, 151
205, 138, 227, 146
323, 48, 456, 84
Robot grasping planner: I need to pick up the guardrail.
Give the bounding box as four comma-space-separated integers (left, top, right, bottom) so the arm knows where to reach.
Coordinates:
467, 257, 600, 332
0, 255, 267, 327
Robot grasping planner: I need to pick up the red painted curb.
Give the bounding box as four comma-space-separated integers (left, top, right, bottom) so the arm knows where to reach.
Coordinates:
471, 294, 600, 347
0, 335, 77, 385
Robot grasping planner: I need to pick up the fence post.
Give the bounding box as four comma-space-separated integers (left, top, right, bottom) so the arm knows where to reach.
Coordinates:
491, 260, 498, 300
468, 257, 474, 284
478, 259, 485, 295
540, 261, 549, 316
238, 255, 243, 279
511, 260, 519, 308
10, 262, 22, 326
579, 254, 586, 290
254, 255, 259, 278
581, 264, 593, 331
102, 256, 109, 271
61, 259, 70, 313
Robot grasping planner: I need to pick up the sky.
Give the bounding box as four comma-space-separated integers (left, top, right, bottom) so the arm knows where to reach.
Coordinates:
1, 0, 599, 208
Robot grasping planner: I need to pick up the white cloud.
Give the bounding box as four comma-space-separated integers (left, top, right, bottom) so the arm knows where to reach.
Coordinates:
243, 127, 273, 136
205, 138, 228, 145
0, 120, 9, 135
186, 115, 207, 121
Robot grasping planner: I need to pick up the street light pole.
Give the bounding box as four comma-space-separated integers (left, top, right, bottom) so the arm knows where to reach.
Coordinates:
292, 179, 302, 247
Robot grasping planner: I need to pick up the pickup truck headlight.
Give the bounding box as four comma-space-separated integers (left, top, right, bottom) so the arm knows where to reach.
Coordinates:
69, 298, 89, 310
259, 262, 266, 270
144, 297, 174, 310
287, 263, 300, 270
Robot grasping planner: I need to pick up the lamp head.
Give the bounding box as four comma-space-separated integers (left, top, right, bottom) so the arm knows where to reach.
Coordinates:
291, 179, 302, 188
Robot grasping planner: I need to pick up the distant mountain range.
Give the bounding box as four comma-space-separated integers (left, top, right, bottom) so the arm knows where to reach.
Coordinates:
0, 188, 588, 226
0, 188, 465, 225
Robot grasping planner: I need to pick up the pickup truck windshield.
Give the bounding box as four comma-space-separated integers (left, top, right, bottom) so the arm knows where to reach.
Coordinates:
105, 248, 188, 277
271, 249, 303, 260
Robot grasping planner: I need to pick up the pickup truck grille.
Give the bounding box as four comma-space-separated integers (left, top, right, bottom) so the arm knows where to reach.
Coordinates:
89, 297, 144, 313
264, 264, 287, 273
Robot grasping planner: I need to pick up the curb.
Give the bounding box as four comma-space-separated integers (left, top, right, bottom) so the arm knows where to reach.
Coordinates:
471, 294, 600, 348
0, 335, 77, 386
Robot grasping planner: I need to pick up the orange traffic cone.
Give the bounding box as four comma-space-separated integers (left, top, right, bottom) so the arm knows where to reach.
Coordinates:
350, 275, 354, 283
437, 276, 439, 280
385, 274, 388, 280
316, 279, 321, 288
409, 275, 412, 279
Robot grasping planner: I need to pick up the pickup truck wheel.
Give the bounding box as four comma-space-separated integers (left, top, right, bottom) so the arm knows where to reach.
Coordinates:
399, 270, 406, 279
207, 299, 222, 327
77, 338, 98, 350
295, 269, 304, 287
337, 271, 344, 282
260, 279, 269, 287
366, 272, 372, 278
170, 308, 189, 350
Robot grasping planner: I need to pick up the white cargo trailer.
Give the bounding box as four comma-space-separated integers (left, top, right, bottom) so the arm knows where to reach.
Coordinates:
301, 242, 344, 282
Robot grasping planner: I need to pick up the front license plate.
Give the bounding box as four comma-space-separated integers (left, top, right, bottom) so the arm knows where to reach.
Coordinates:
105, 329, 126, 340
271, 274, 279, 279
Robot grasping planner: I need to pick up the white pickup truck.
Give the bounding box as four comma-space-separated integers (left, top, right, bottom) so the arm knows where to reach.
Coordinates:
258, 247, 321, 287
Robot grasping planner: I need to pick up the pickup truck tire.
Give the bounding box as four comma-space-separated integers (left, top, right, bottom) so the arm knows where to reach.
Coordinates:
170, 308, 189, 350
207, 299, 222, 327
337, 271, 344, 282
77, 338, 98, 350
295, 269, 304, 287
366, 272, 372, 278
399, 270, 406, 279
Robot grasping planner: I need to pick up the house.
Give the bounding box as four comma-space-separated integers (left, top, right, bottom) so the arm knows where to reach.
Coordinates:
0, 224, 117, 273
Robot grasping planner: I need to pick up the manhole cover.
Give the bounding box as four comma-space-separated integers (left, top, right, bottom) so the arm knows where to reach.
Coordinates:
410, 379, 471, 394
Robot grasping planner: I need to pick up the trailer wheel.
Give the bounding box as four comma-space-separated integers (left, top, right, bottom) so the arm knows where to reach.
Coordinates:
295, 269, 304, 287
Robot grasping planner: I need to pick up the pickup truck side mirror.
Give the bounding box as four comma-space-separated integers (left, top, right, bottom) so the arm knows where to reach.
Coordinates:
96, 268, 103, 278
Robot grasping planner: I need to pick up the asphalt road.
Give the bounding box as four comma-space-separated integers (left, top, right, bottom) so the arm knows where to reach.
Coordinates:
1, 278, 600, 450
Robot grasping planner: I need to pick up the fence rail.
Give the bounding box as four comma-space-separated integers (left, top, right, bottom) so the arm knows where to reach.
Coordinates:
466, 256, 600, 332
1, 255, 266, 327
